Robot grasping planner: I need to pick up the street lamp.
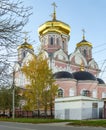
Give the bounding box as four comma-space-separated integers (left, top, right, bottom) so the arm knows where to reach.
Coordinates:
12, 70, 15, 119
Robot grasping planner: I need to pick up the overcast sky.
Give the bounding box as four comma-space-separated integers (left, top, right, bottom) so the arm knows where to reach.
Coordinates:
22, 0, 106, 80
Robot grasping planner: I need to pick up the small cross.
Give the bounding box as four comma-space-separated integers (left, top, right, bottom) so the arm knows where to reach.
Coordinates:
51, 2, 57, 20
22, 31, 29, 42
82, 29, 86, 40
52, 2, 57, 12
82, 29, 85, 36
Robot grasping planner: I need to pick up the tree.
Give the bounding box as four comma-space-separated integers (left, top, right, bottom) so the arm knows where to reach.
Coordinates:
0, 0, 32, 85
22, 52, 58, 116
0, 86, 21, 115
41, 77, 58, 117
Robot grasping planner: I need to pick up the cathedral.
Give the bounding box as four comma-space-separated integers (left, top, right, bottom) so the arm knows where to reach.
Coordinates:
15, 3, 106, 102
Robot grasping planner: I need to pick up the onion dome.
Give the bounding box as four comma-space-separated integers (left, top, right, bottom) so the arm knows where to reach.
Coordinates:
97, 78, 105, 84
72, 71, 97, 81
38, 3, 70, 36
53, 71, 74, 79
18, 38, 34, 51
77, 39, 92, 48
38, 20, 70, 36
76, 30, 92, 48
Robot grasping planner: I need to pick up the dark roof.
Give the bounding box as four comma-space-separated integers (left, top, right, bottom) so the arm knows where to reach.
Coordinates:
79, 39, 88, 43
53, 71, 74, 79
72, 71, 97, 81
97, 78, 105, 84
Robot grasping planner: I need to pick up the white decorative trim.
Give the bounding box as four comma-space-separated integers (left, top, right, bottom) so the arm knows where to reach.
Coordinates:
54, 49, 68, 61
88, 59, 99, 69
69, 49, 87, 66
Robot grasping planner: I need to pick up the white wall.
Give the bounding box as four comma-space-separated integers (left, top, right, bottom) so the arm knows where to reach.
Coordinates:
55, 100, 82, 120
55, 96, 104, 120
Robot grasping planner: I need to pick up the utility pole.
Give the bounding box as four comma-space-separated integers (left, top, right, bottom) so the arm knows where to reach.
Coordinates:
12, 70, 15, 119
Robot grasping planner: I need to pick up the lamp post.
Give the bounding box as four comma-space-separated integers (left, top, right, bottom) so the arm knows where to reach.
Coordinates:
12, 70, 15, 119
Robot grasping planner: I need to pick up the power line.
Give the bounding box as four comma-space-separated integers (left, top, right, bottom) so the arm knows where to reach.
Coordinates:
93, 43, 106, 49
93, 47, 106, 54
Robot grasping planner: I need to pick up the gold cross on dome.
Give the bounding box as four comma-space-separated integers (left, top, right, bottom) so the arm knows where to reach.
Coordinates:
51, 2, 57, 20
52, 2, 57, 12
82, 29, 86, 40
22, 31, 29, 42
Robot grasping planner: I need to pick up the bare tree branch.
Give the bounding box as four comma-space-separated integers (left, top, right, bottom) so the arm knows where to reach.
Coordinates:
0, 0, 32, 86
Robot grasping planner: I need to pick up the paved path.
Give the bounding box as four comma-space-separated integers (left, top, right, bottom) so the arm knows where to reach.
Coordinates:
0, 121, 106, 130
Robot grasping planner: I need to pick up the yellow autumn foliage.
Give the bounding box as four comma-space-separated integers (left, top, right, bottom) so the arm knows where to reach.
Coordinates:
21, 52, 58, 112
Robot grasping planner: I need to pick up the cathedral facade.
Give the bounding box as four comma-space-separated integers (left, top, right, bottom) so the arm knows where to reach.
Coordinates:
15, 4, 106, 100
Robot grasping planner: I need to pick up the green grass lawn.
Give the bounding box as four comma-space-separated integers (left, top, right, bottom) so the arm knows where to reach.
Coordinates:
67, 120, 106, 127
0, 118, 106, 127
0, 118, 69, 123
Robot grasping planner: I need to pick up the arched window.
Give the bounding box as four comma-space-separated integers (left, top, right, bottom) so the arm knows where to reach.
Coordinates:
69, 89, 74, 96
62, 40, 65, 50
23, 51, 26, 58
102, 92, 106, 98
58, 89, 63, 97
81, 89, 89, 96
83, 49, 87, 57
92, 89, 97, 98
50, 37, 53, 45
56, 38, 59, 45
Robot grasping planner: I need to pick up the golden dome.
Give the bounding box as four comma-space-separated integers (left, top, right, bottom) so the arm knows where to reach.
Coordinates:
18, 39, 34, 50
38, 20, 70, 36
77, 33, 92, 48
38, 2, 70, 36
77, 39, 92, 47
